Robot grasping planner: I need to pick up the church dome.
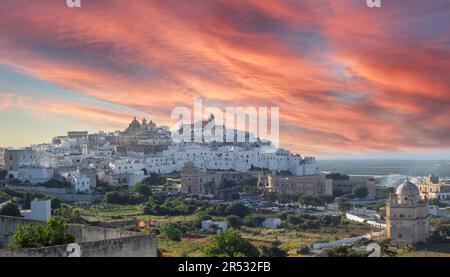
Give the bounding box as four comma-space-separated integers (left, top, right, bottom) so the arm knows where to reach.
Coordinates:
129, 117, 141, 128
395, 180, 419, 196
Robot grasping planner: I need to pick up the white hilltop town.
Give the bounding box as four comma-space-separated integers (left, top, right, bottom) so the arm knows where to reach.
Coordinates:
0, 117, 319, 193
1, 117, 449, 257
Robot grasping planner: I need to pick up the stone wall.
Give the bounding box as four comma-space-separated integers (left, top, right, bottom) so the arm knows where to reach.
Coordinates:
0, 216, 46, 248
0, 234, 157, 257
5, 185, 104, 202
0, 215, 157, 257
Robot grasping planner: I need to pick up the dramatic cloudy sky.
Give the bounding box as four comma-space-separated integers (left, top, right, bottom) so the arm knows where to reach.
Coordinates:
0, 0, 449, 159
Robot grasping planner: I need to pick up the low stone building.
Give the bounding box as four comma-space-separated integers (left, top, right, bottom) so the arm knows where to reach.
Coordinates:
386, 180, 429, 245
263, 173, 331, 196
201, 220, 228, 233
180, 162, 260, 194
262, 218, 282, 229
21, 199, 51, 221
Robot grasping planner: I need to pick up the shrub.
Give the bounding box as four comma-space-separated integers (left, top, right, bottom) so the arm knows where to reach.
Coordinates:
132, 183, 153, 199
224, 203, 251, 217
227, 215, 243, 228
203, 229, 260, 257
287, 214, 304, 225
142, 173, 166, 186
326, 246, 370, 257
160, 223, 182, 242
297, 245, 310, 255
143, 197, 195, 216
243, 215, 265, 227
37, 179, 71, 189
259, 241, 287, 257
9, 217, 74, 250
0, 202, 21, 217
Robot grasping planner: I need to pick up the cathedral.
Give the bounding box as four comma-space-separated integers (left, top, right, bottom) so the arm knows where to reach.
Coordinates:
124, 117, 157, 135
386, 180, 430, 245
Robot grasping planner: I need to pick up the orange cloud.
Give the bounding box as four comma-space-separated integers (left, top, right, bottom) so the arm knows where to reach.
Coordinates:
0, 0, 449, 156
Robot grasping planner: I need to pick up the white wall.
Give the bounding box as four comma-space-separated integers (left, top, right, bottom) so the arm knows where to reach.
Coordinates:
22, 199, 51, 221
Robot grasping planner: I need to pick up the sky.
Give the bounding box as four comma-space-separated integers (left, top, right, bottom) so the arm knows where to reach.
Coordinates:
0, 0, 450, 159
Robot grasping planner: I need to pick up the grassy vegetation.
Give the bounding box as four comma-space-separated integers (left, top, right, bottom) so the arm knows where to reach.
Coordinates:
79, 203, 373, 257
158, 235, 210, 257
399, 242, 450, 257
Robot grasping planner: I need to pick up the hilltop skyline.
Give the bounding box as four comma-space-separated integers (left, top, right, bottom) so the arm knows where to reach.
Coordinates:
1, 0, 450, 159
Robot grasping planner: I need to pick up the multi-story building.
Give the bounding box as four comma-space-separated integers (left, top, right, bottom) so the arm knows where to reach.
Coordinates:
386, 180, 429, 245
263, 173, 330, 196
16, 166, 54, 185
0, 147, 39, 171
418, 175, 450, 201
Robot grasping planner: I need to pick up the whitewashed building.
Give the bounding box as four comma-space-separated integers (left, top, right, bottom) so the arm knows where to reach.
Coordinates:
262, 218, 282, 229
22, 199, 51, 221
72, 174, 91, 193
201, 220, 229, 233
16, 166, 54, 185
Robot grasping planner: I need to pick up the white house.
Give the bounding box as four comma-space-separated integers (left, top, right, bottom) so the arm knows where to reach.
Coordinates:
72, 174, 91, 193
201, 220, 228, 233
429, 205, 450, 218
22, 199, 51, 221
16, 166, 54, 185
262, 218, 282, 229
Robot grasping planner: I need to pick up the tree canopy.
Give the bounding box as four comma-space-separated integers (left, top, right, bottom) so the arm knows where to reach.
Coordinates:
352, 186, 369, 199
337, 197, 352, 213
160, 223, 182, 242
202, 229, 260, 257
142, 173, 167, 186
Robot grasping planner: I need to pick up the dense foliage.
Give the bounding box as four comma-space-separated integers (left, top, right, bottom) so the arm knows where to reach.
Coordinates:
337, 197, 351, 213
53, 205, 86, 224
142, 173, 167, 186
9, 217, 75, 250
0, 202, 21, 217
352, 186, 369, 199
160, 223, 182, 241
280, 212, 341, 231
132, 183, 153, 199
430, 218, 450, 241
37, 178, 71, 189
326, 245, 370, 257
144, 196, 198, 216
326, 173, 350, 181
259, 241, 287, 257
0, 169, 8, 180
203, 229, 260, 257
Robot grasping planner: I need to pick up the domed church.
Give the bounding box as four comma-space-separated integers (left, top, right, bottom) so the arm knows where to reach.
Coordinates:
386, 180, 430, 245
